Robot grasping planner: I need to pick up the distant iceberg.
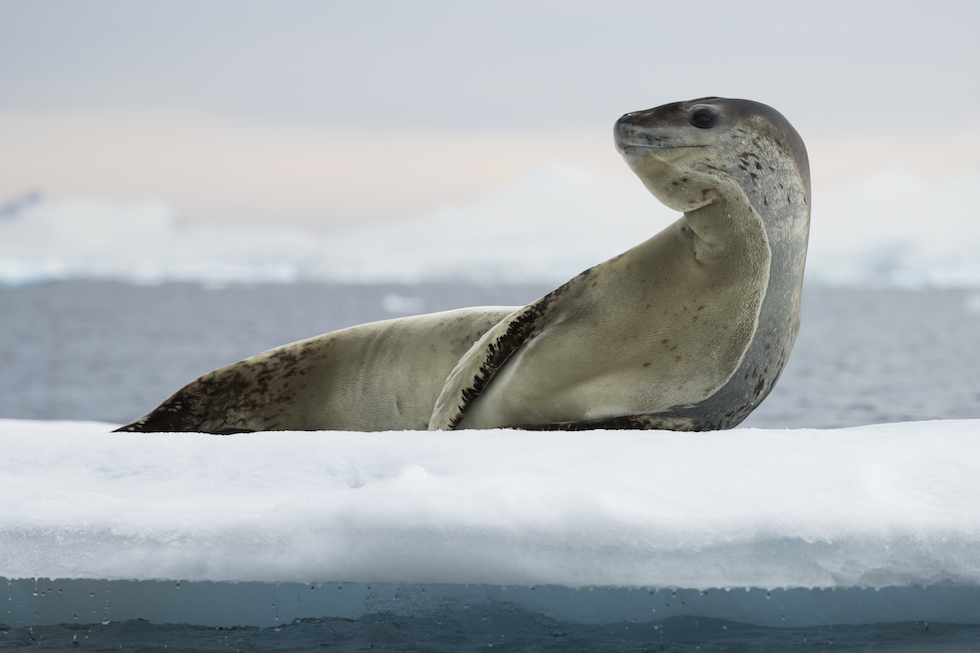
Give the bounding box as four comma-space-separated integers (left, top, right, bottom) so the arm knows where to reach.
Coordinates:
806, 167, 980, 287
2, 163, 979, 287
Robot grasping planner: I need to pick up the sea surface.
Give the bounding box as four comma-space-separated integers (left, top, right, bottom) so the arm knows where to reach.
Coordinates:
2, 281, 980, 428
4, 613, 980, 652
3, 281, 980, 651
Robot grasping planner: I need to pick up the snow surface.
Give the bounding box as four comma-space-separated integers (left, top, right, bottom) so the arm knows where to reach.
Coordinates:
3, 163, 980, 288
3, 418, 979, 590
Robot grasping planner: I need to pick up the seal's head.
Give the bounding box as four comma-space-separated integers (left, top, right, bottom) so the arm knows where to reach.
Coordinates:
613, 97, 810, 430
615, 97, 810, 221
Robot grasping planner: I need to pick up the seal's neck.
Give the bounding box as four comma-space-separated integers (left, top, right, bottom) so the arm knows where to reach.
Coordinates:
683, 187, 769, 264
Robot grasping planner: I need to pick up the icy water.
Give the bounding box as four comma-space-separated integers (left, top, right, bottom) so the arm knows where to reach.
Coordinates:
4, 614, 980, 652
2, 281, 980, 428
3, 281, 980, 651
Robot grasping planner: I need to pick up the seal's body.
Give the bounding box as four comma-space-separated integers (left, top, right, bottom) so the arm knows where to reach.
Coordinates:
118, 97, 809, 434
118, 307, 516, 433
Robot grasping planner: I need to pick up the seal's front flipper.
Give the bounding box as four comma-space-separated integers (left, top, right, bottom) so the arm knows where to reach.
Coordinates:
428, 275, 585, 430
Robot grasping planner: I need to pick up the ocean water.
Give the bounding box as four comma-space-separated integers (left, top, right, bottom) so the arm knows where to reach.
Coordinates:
4, 613, 980, 652
2, 281, 980, 428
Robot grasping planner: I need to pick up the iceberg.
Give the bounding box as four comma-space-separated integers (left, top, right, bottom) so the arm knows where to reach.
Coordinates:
3, 417, 979, 628
3, 164, 979, 288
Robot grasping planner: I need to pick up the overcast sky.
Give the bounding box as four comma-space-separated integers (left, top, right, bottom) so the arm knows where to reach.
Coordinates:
5, 0, 979, 133
2, 0, 978, 226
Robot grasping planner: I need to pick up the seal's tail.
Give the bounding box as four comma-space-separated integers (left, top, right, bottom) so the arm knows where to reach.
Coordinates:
114, 367, 257, 434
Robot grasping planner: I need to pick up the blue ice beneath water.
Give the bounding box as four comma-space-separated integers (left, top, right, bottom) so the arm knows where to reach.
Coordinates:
6, 578, 980, 629
5, 579, 980, 652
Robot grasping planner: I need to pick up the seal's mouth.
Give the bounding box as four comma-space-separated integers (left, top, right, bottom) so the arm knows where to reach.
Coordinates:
617, 140, 706, 149
615, 140, 706, 156
615, 120, 708, 153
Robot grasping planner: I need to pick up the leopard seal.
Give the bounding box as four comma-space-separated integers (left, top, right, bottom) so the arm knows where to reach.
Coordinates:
117, 97, 809, 434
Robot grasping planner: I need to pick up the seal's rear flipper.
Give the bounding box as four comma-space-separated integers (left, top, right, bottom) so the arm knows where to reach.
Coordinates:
113, 368, 258, 433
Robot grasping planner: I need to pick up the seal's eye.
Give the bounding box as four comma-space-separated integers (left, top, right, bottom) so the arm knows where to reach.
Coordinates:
689, 108, 716, 129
